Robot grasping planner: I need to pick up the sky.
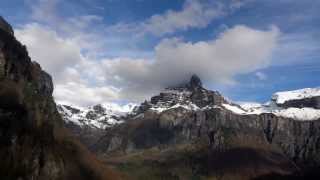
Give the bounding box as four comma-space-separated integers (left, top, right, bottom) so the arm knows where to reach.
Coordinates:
1, 0, 319, 106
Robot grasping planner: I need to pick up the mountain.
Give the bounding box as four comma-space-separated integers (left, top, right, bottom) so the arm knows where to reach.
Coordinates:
225, 88, 320, 120
0, 17, 121, 180
57, 103, 136, 147
87, 75, 320, 180
58, 103, 136, 129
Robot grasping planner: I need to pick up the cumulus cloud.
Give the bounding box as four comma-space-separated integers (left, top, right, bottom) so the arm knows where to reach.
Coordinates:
15, 23, 120, 106
16, 0, 282, 106
54, 82, 120, 106
15, 23, 82, 83
100, 25, 280, 101
16, 21, 279, 105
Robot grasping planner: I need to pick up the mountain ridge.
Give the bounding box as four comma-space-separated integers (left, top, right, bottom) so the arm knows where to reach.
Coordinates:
59, 77, 320, 131
80, 75, 320, 179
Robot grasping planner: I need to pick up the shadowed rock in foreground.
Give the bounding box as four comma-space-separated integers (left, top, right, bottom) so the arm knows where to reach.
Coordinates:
0, 16, 122, 180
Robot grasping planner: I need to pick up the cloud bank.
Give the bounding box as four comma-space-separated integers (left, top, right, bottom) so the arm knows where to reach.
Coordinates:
14, 0, 298, 107
16, 23, 279, 105
101, 25, 280, 101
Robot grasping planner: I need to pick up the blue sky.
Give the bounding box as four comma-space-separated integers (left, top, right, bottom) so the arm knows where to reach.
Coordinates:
1, 0, 319, 106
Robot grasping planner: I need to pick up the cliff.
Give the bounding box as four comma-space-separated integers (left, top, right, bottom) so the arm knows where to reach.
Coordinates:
0, 16, 121, 180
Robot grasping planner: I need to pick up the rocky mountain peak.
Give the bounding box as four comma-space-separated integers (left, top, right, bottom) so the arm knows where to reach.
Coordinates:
188, 74, 202, 89
133, 74, 226, 114
0, 16, 14, 35
167, 74, 203, 91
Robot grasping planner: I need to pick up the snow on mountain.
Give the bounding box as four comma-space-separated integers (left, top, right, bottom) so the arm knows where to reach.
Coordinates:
135, 75, 226, 114
150, 101, 216, 113
134, 76, 320, 121
222, 104, 246, 114
272, 87, 320, 104
58, 82, 320, 126
224, 102, 320, 121
275, 107, 320, 120
224, 88, 320, 121
148, 89, 208, 113
57, 103, 137, 129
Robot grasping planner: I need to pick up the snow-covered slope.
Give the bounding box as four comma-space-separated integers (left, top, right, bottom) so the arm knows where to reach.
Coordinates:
223, 88, 320, 121
272, 87, 320, 104
234, 102, 320, 121
57, 103, 137, 129
58, 85, 320, 127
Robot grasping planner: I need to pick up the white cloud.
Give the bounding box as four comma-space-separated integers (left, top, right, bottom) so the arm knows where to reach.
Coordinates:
16, 0, 283, 106
100, 25, 280, 101
15, 23, 82, 83
12, 0, 319, 107
54, 82, 120, 106
15, 23, 120, 106
16, 22, 279, 104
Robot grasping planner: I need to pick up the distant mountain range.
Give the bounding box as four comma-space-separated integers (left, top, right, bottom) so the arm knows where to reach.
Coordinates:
58, 74, 320, 179
58, 78, 320, 130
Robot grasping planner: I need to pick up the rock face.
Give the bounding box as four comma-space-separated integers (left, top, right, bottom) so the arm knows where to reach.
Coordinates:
272, 87, 320, 109
0, 16, 14, 36
140, 74, 226, 113
0, 17, 121, 180
278, 96, 320, 109
94, 75, 320, 179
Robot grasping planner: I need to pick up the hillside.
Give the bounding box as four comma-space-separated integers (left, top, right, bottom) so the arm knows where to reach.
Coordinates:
0, 17, 122, 180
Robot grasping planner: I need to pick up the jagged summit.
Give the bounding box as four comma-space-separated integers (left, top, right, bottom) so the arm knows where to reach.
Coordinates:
0, 16, 14, 35
167, 74, 203, 91
132, 74, 226, 114
188, 74, 202, 89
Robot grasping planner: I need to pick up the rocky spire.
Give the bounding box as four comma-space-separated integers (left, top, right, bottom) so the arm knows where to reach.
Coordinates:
187, 74, 202, 89
0, 16, 14, 35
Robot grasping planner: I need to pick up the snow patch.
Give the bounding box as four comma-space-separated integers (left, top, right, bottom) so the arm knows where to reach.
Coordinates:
222, 104, 247, 114
150, 102, 217, 113
229, 102, 320, 121
274, 108, 320, 121
272, 87, 320, 104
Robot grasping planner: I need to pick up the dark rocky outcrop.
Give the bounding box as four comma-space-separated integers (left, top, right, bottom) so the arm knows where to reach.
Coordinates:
277, 96, 320, 109
147, 74, 226, 109
188, 74, 202, 90
0, 17, 121, 180
0, 16, 14, 36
